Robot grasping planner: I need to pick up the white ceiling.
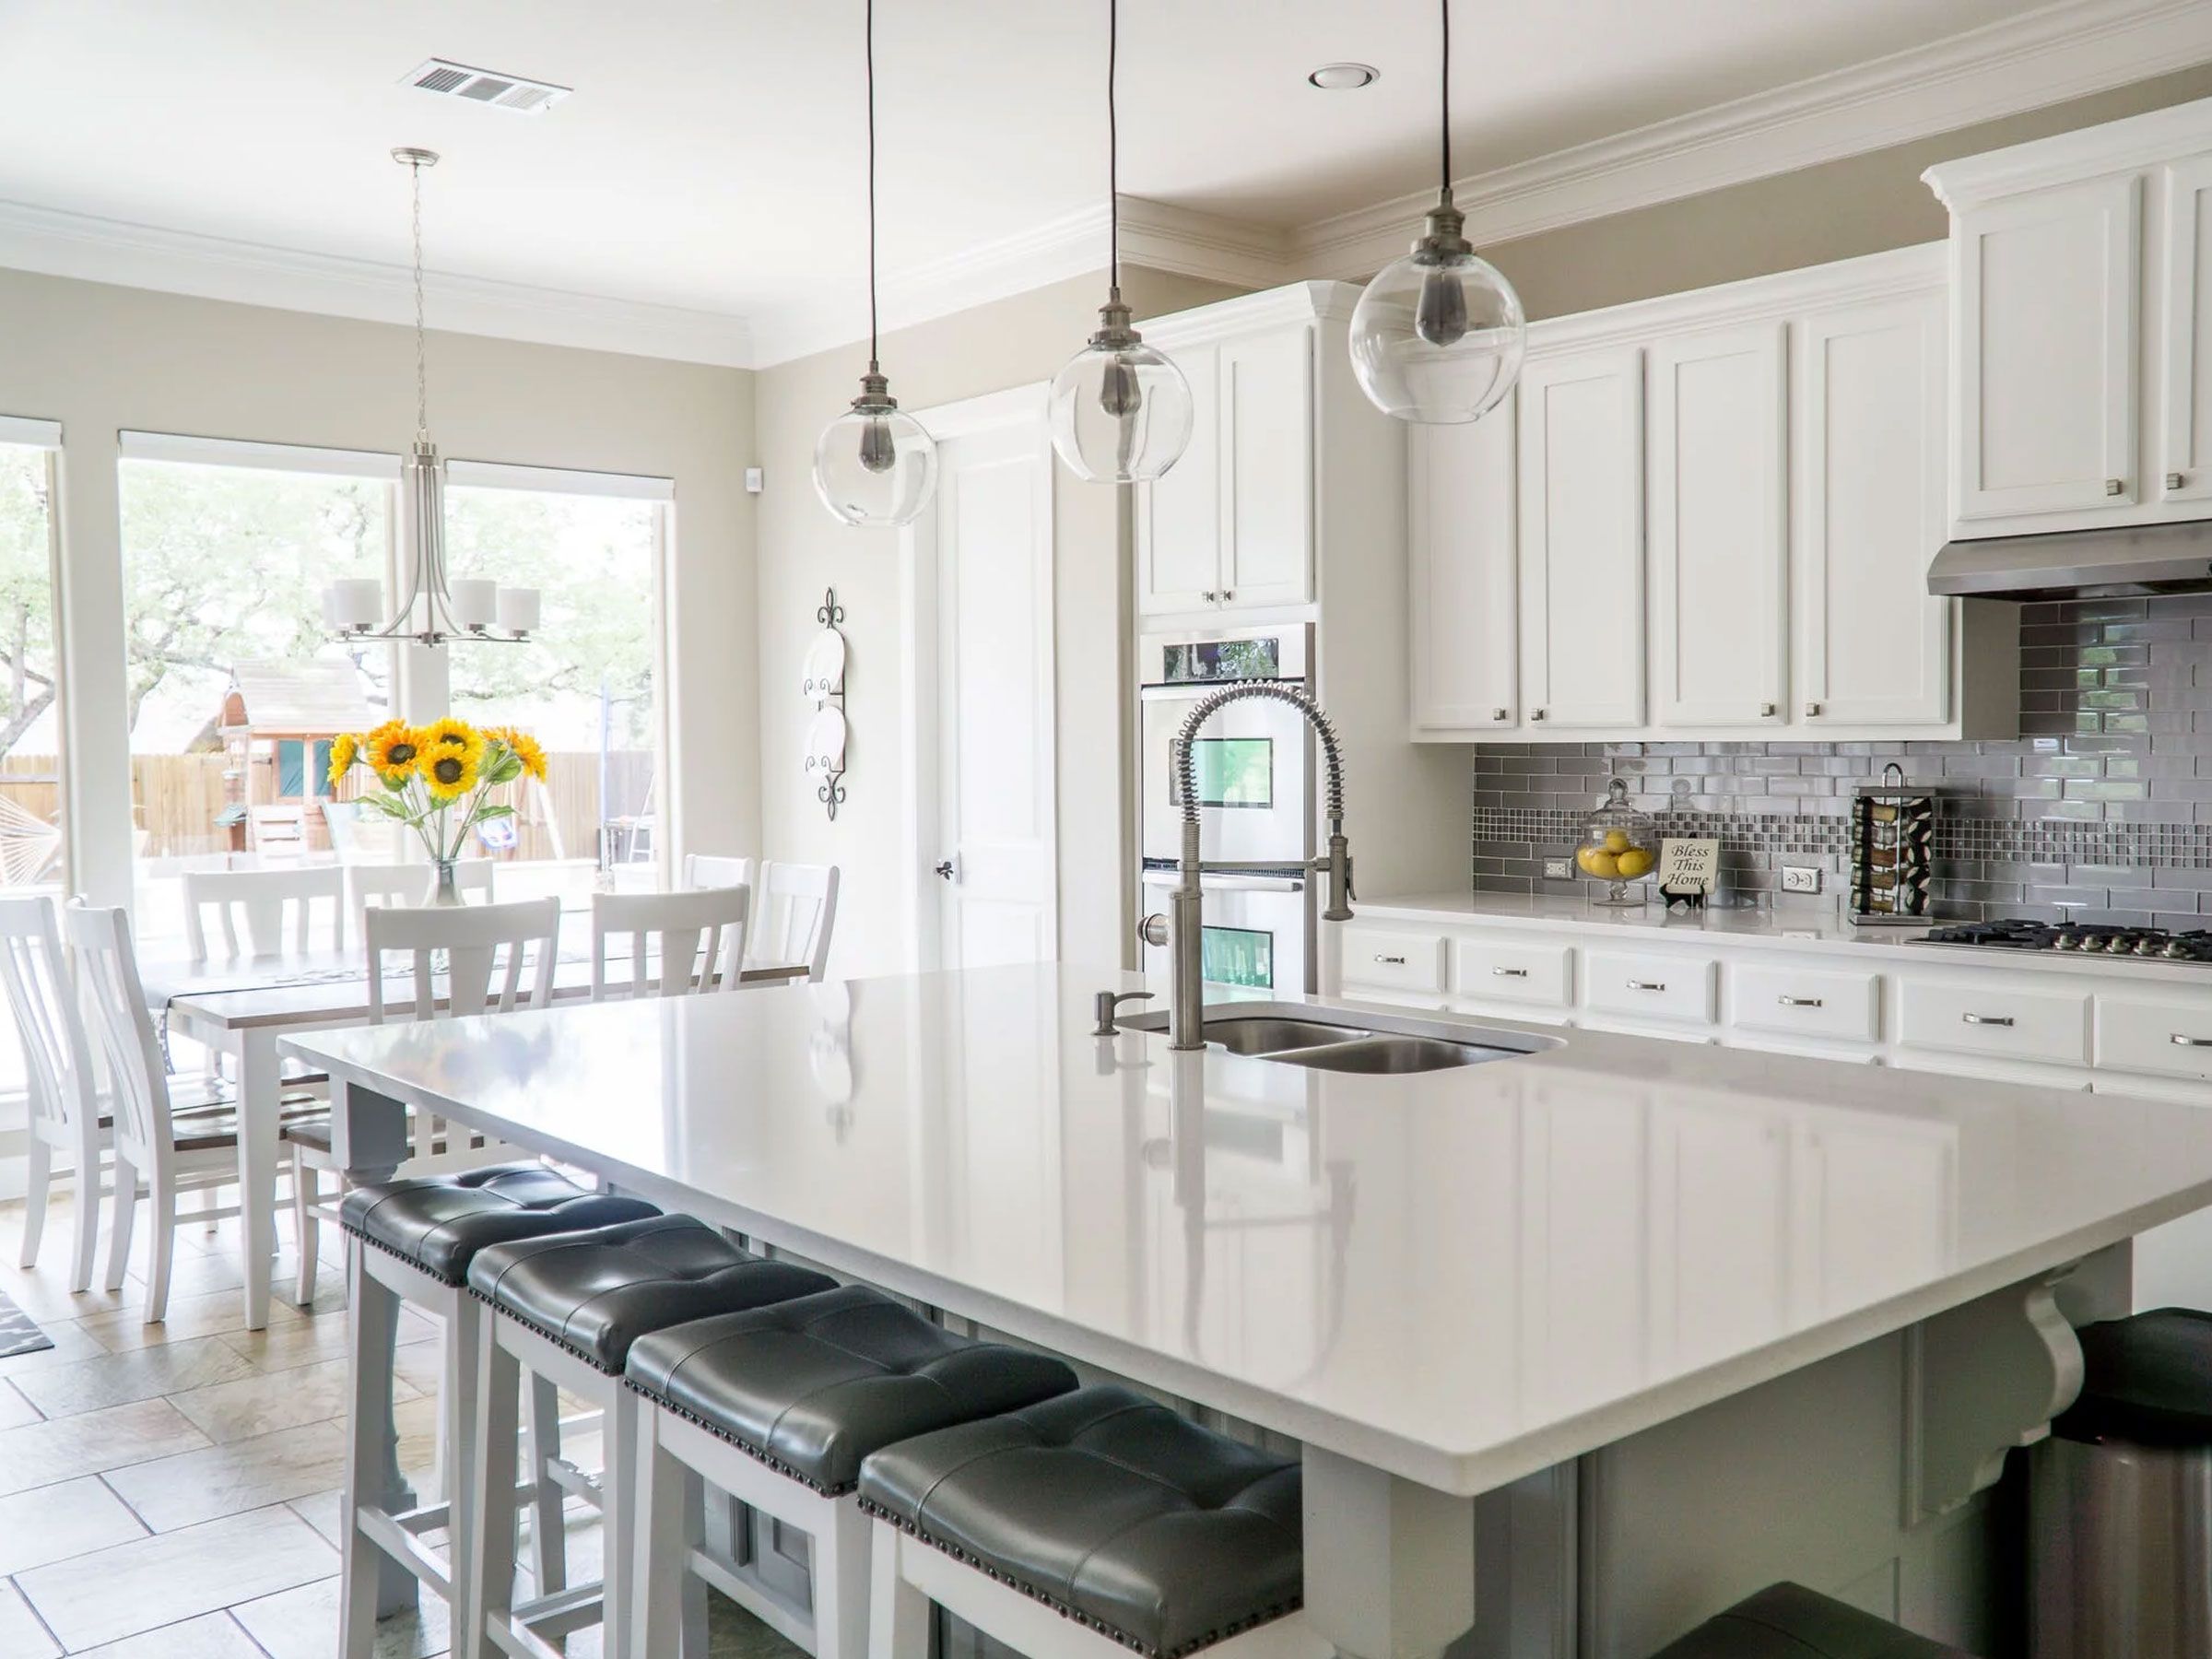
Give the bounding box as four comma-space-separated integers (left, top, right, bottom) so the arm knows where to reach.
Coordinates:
0, 0, 2196, 364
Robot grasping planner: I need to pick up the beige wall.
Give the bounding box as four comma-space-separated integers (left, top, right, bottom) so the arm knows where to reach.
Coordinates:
0, 266, 757, 903
752, 266, 1243, 977
1487, 65, 2212, 320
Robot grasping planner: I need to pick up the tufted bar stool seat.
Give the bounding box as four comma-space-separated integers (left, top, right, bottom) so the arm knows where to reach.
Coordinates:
462, 1215, 838, 1659
1647, 1583, 1978, 1658
334, 1164, 658, 1659
625, 1283, 1079, 1657
859, 1383, 1312, 1659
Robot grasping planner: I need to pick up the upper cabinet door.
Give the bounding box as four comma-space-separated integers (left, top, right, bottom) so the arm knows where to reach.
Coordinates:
1796, 294, 1951, 726
1518, 349, 1645, 729
2160, 155, 2212, 505
1956, 174, 2140, 521
1135, 341, 1221, 616
1218, 327, 1314, 608
1408, 393, 1518, 732
1648, 325, 1788, 726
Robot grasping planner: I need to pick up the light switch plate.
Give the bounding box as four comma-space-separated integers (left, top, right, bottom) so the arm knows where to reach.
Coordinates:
1543, 857, 1573, 880
1782, 865, 1822, 894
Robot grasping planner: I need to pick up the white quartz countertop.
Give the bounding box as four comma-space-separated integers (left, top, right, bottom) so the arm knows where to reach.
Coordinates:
286, 964, 2212, 1495
1357, 889, 2212, 984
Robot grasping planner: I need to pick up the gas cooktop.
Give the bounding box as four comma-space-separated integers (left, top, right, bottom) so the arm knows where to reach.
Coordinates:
1915, 920, 2212, 963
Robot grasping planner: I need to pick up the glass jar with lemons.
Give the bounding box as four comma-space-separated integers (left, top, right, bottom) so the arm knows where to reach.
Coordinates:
1576, 777, 1658, 906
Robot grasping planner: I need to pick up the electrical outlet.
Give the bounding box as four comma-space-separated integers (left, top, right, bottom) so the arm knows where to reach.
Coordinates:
1782, 865, 1822, 895
1544, 856, 1573, 881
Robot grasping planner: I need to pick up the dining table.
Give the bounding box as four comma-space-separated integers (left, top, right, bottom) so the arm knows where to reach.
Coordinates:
148, 943, 809, 1329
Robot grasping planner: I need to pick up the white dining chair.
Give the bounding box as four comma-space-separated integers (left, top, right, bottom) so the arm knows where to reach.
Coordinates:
65, 901, 278, 1322
1, 896, 105, 1290
749, 860, 840, 982
183, 864, 347, 959
590, 886, 750, 1001
347, 859, 494, 928
680, 852, 753, 892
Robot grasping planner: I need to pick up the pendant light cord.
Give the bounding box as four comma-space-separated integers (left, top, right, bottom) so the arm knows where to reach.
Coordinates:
1107, 0, 1120, 299
410, 156, 429, 444
1439, 0, 1452, 193
865, 0, 880, 374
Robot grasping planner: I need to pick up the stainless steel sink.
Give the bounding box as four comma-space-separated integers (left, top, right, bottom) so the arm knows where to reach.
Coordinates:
1120, 1001, 1554, 1075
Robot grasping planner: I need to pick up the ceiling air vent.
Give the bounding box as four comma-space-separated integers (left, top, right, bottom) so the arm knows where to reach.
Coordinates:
402, 58, 571, 113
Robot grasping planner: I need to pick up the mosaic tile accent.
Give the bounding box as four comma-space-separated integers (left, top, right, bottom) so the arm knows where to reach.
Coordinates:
1471, 595, 2212, 925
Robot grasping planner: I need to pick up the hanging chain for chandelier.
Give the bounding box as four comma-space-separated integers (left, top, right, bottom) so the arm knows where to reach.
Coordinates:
322, 147, 542, 643
811, 0, 937, 528
1346, 0, 1525, 424
1047, 0, 1193, 484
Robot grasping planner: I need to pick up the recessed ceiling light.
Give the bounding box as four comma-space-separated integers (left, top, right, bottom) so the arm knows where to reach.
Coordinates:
1308, 63, 1379, 90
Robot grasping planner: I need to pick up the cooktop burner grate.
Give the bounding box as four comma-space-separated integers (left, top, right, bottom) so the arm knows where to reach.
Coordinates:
1916, 920, 2212, 963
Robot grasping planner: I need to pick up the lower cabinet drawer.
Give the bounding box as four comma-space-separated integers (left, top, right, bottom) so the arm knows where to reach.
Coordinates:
1895, 979, 2090, 1066
1452, 939, 1572, 1009
1730, 963, 1880, 1043
1583, 950, 1717, 1026
2097, 994, 2212, 1082
1339, 925, 1446, 994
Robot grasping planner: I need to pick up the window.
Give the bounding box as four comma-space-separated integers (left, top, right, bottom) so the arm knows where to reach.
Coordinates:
117, 446, 394, 945
0, 432, 65, 891
441, 477, 666, 907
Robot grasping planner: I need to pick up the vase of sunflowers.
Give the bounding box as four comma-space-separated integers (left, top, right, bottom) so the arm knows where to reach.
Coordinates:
327, 717, 549, 902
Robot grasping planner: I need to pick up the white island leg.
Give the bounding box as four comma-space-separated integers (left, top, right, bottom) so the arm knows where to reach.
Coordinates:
1302, 1446, 1477, 1659
236, 1028, 282, 1330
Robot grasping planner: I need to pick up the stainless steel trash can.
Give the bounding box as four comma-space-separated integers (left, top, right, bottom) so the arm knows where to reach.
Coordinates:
2031, 1308, 2212, 1659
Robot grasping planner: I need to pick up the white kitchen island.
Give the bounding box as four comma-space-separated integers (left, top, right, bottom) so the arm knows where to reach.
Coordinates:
285, 964, 2212, 1657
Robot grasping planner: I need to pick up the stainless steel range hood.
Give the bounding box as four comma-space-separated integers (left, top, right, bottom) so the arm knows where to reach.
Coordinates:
1927, 519, 2212, 602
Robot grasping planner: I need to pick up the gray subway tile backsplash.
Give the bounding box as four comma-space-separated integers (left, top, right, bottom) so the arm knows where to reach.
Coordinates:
1469, 594, 2212, 921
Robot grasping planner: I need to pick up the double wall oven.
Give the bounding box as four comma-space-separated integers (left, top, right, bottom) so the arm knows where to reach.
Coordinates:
1137, 624, 1316, 994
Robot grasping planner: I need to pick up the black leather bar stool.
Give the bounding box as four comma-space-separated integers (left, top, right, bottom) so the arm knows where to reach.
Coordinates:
1649, 1583, 1976, 1657
859, 1383, 1313, 1659
626, 1282, 1081, 1658
335, 1165, 658, 1659
461, 1214, 837, 1659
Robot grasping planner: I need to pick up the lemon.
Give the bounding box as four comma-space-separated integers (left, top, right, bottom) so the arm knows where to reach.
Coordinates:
1583, 850, 1619, 879
1616, 848, 1654, 879
1603, 829, 1631, 854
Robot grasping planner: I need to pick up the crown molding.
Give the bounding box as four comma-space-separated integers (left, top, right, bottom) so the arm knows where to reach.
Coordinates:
0, 197, 755, 368
1923, 86, 2212, 206
1293, 0, 2212, 280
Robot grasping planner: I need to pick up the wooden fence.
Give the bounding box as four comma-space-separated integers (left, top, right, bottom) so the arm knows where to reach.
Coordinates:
0, 749, 655, 869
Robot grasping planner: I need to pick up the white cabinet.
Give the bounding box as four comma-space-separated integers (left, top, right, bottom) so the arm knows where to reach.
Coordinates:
1647, 324, 1787, 726
1952, 176, 2140, 521
1135, 325, 1312, 617
1519, 349, 1645, 729
1794, 294, 1951, 726
2161, 154, 2212, 505
1408, 392, 1518, 731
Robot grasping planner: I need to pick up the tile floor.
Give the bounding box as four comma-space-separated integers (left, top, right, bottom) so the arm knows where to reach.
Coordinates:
0, 1194, 807, 1658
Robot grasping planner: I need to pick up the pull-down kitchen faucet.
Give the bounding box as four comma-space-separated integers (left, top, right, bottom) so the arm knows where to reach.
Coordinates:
1137, 681, 1353, 1050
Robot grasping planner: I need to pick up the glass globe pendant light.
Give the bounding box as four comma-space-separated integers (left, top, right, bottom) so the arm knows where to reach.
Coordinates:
1347, 0, 1525, 425
812, 0, 936, 528
1048, 0, 1193, 484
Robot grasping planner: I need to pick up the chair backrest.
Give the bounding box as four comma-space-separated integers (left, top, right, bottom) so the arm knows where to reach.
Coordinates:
183, 865, 347, 961
365, 897, 561, 1025
347, 861, 494, 928
591, 886, 750, 1001
323, 799, 407, 865
0, 895, 97, 1156
681, 853, 754, 892
63, 902, 174, 1173
750, 861, 839, 982
248, 804, 310, 861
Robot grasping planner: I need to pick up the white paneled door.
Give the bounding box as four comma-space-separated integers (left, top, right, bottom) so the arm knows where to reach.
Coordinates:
910, 386, 1059, 971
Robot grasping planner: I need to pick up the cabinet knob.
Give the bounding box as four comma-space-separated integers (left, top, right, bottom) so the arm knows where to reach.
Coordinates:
2168, 472, 2187, 491
1530, 707, 1547, 722
1201, 591, 1218, 603
1219, 590, 1233, 602
1805, 701, 1822, 718
1491, 707, 1511, 722
2105, 477, 2126, 497
1759, 701, 1776, 718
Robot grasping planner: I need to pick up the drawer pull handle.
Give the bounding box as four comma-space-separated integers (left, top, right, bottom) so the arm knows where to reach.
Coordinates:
1492, 967, 1529, 979
2173, 1034, 2212, 1048
1374, 954, 1406, 966
1962, 1013, 2014, 1027
1628, 980, 1666, 993
1777, 995, 1824, 1008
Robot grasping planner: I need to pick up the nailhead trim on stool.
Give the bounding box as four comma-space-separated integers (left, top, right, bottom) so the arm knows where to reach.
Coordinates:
339, 1162, 658, 1284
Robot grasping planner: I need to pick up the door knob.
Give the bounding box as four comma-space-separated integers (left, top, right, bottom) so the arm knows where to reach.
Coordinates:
933, 860, 956, 881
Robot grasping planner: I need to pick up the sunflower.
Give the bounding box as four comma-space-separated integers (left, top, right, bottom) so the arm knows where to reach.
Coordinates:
423, 744, 480, 803
363, 722, 424, 782
419, 717, 486, 763
325, 732, 359, 788
492, 725, 548, 782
